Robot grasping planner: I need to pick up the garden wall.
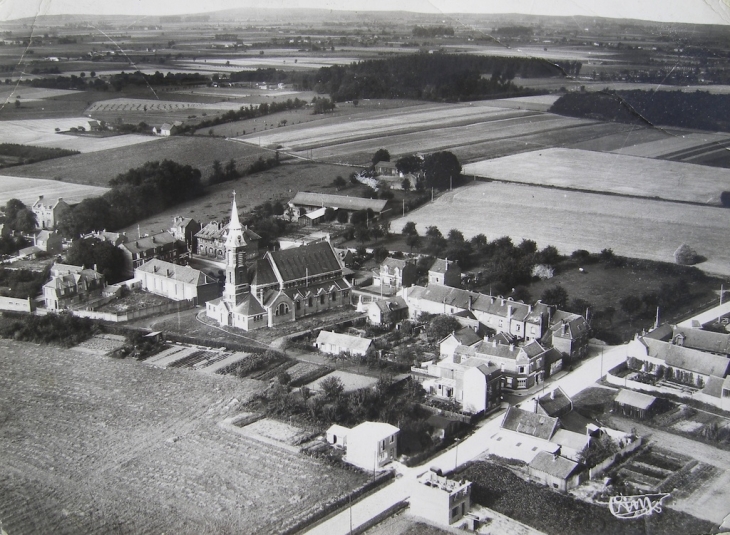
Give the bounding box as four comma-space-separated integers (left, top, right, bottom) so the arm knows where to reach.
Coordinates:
0, 296, 34, 313
71, 299, 194, 323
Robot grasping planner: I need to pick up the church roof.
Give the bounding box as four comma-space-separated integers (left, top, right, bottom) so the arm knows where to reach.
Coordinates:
267, 241, 342, 283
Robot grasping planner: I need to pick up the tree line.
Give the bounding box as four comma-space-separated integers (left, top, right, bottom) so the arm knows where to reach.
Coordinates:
310, 53, 580, 102
550, 90, 730, 133
176, 98, 307, 134
57, 160, 203, 237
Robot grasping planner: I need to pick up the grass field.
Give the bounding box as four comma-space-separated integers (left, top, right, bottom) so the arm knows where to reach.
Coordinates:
7, 136, 268, 186
463, 148, 730, 204
613, 132, 730, 159
0, 117, 161, 153
0, 339, 367, 535
391, 181, 730, 276
0, 174, 109, 206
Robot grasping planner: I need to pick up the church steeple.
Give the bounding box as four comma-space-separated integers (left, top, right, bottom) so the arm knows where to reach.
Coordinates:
223, 191, 249, 305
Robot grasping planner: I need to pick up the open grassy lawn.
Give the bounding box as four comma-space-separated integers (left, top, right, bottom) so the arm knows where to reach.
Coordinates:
0, 339, 367, 535
0, 174, 109, 206
459, 461, 718, 535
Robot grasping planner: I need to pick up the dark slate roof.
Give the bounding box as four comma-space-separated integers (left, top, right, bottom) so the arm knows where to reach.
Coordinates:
290, 192, 388, 213
501, 406, 558, 440
701, 375, 725, 399
538, 387, 572, 418
672, 326, 730, 355
195, 221, 260, 243
529, 451, 580, 479
252, 258, 277, 286
471, 295, 533, 322
373, 296, 408, 314
644, 324, 673, 341
381, 257, 411, 271
233, 293, 266, 316
120, 232, 177, 254
469, 340, 525, 361
644, 338, 730, 377
429, 258, 457, 274
267, 241, 342, 282
406, 285, 480, 311
551, 314, 589, 340
475, 363, 501, 377
453, 326, 481, 346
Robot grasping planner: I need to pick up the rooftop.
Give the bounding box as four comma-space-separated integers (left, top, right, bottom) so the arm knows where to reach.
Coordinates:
290, 191, 388, 213
614, 389, 657, 410
501, 406, 559, 441
528, 451, 581, 479
136, 258, 213, 286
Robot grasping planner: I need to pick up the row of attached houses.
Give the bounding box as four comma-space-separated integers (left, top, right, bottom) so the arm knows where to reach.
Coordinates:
402, 285, 589, 360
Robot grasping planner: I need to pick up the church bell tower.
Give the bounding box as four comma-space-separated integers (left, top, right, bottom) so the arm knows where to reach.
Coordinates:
222, 192, 250, 305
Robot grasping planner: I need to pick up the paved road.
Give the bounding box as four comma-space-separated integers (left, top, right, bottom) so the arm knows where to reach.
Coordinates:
305, 344, 629, 534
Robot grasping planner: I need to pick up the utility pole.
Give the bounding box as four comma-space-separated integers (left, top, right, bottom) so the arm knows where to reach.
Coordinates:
402, 198, 405, 217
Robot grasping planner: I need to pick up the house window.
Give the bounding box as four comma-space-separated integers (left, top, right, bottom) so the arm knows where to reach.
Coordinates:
308, 297, 313, 307
296, 300, 301, 310
530, 326, 536, 334
518, 366, 525, 374
518, 378, 527, 388
320, 294, 325, 305
452, 506, 459, 518
515, 324, 521, 332
498, 320, 503, 327
331, 291, 336, 301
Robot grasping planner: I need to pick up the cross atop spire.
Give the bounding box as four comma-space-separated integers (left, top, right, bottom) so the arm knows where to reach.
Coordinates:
229, 190, 241, 231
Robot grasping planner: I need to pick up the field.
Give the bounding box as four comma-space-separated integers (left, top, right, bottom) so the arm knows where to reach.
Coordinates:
0, 339, 367, 534
6, 136, 268, 186
118, 160, 353, 237
462, 148, 730, 204
391, 181, 730, 276
0, 117, 161, 153
0, 87, 82, 102
614, 132, 730, 158
0, 174, 109, 206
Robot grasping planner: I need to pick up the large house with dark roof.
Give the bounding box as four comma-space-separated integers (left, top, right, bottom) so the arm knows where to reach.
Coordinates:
194, 220, 260, 262
32, 196, 70, 230
118, 231, 181, 277
206, 195, 352, 331
43, 263, 106, 311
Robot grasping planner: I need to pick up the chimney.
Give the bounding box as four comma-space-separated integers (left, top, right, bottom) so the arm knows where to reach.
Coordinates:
550, 389, 556, 400
93, 263, 97, 272
509, 343, 514, 351
501, 298, 505, 306
507, 305, 513, 319
492, 339, 497, 347
468, 295, 473, 311
561, 322, 567, 336
490, 296, 495, 304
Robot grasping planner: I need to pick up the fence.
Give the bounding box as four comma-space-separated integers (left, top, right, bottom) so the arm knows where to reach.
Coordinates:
71, 299, 194, 323
588, 437, 643, 480
0, 296, 34, 313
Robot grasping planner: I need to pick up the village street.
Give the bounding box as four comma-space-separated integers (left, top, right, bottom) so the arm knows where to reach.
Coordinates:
305, 344, 629, 534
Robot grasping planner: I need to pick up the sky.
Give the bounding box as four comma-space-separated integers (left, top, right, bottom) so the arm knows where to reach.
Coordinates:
0, 0, 729, 25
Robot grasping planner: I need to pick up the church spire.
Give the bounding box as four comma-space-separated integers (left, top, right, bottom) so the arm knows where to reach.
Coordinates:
226, 190, 245, 248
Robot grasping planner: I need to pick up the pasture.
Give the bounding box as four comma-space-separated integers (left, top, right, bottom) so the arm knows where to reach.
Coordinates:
0, 174, 109, 206
0, 339, 367, 535
7, 136, 266, 186
463, 148, 730, 204
391, 181, 730, 277
0, 117, 161, 153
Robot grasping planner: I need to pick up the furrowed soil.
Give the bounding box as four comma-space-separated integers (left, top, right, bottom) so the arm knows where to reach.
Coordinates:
0, 339, 367, 534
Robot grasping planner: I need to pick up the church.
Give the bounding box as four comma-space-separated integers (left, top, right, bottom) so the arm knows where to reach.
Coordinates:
206, 194, 352, 331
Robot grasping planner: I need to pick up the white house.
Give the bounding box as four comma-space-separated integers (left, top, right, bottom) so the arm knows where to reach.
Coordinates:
345, 422, 399, 470
316, 331, 373, 357
411, 470, 472, 526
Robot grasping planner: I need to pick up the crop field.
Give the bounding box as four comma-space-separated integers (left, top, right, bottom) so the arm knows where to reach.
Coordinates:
86, 97, 245, 114
235, 102, 537, 150
462, 148, 730, 204
0, 117, 161, 153
0, 339, 367, 535
391, 181, 730, 276
7, 136, 266, 186
567, 126, 671, 152
613, 132, 730, 158
174, 56, 356, 71
0, 87, 81, 102
0, 174, 109, 206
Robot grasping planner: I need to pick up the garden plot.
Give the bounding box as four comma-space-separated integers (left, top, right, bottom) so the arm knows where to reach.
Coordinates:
462, 147, 730, 204
613, 132, 730, 159
391, 181, 730, 276
242, 418, 314, 446
0, 174, 109, 206
235, 103, 535, 150
0, 339, 366, 535
307, 370, 378, 393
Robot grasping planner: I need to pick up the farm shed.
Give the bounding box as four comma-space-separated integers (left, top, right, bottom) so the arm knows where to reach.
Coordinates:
612, 389, 660, 420
326, 424, 350, 448
528, 451, 584, 492
288, 192, 388, 222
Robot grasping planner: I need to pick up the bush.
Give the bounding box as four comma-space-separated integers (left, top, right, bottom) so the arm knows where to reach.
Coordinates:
531, 264, 554, 280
